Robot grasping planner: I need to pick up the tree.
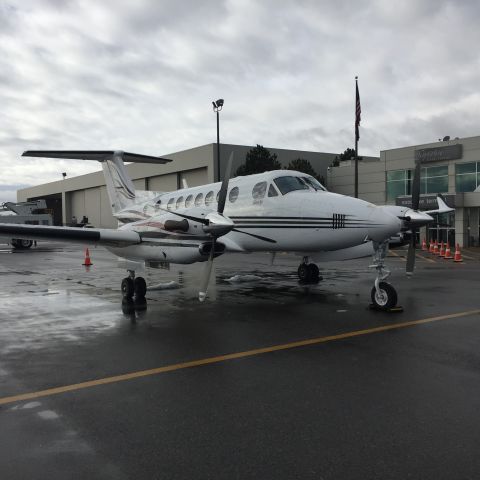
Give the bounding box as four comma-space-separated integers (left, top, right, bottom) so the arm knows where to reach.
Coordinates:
235, 145, 281, 176
330, 147, 362, 167
287, 158, 318, 177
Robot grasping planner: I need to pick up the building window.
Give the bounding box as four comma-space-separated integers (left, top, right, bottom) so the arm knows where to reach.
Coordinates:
456, 162, 480, 192
422, 165, 448, 194
386, 170, 411, 202
386, 165, 449, 202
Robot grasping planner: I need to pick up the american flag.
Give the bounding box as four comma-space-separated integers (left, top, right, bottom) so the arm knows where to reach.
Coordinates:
355, 78, 361, 142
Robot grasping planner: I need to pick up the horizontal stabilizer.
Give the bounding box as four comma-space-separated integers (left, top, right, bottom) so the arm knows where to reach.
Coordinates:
0, 223, 140, 247
22, 150, 172, 164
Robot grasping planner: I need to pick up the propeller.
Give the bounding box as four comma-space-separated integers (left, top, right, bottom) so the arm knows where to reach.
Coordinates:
198, 153, 234, 302
406, 161, 421, 276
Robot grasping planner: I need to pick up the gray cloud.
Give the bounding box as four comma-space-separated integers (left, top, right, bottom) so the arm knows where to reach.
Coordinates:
1, 0, 480, 201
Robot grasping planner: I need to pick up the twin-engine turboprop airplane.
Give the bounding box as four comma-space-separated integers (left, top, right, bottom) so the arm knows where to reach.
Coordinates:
0, 150, 441, 309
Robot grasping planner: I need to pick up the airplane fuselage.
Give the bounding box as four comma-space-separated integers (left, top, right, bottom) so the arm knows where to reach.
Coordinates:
109, 170, 401, 264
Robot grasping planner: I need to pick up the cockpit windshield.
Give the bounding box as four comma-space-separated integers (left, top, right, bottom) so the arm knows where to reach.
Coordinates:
273, 176, 309, 195
301, 176, 327, 191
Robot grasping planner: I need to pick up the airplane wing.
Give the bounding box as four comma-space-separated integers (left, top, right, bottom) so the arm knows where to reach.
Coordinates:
0, 223, 140, 247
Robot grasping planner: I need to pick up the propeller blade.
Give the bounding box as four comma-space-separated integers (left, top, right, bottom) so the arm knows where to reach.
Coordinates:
232, 228, 277, 243
198, 241, 215, 302
411, 161, 421, 211
218, 152, 233, 215
406, 230, 417, 276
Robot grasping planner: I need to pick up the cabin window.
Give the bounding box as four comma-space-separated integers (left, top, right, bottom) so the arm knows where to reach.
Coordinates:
185, 194, 194, 208
176, 196, 184, 209
205, 191, 215, 206
229, 186, 239, 203
167, 198, 175, 210
194, 193, 203, 206
216, 191, 220, 203
252, 182, 267, 200
274, 176, 309, 195
268, 184, 278, 197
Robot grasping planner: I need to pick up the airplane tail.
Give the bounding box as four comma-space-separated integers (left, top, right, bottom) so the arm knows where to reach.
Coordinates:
101, 153, 138, 213
22, 150, 171, 215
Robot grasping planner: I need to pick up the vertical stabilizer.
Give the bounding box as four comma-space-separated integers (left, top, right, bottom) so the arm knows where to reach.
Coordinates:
102, 152, 137, 214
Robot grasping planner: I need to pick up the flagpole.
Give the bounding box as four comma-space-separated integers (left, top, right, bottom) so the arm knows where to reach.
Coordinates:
354, 76, 360, 198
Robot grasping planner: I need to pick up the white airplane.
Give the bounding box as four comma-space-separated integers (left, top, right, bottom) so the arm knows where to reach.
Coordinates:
0, 150, 444, 310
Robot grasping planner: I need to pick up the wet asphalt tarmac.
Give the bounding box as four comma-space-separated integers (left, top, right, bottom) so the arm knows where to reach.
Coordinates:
0, 241, 480, 479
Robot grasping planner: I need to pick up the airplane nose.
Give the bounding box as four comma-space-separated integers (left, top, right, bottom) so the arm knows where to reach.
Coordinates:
368, 207, 402, 242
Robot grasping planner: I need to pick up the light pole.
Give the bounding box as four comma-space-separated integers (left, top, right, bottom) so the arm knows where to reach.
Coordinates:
212, 98, 224, 182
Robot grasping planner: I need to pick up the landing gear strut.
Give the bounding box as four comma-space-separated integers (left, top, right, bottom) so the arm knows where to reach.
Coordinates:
121, 270, 147, 300
297, 257, 322, 283
370, 240, 398, 310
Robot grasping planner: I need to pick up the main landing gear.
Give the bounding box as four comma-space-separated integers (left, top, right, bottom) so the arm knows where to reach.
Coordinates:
297, 257, 322, 283
370, 240, 398, 310
121, 270, 147, 300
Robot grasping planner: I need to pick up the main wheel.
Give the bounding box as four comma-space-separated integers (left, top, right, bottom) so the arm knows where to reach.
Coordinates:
134, 277, 147, 298
307, 263, 320, 283
121, 277, 134, 299
11, 239, 33, 249
370, 282, 397, 310
298, 264, 309, 282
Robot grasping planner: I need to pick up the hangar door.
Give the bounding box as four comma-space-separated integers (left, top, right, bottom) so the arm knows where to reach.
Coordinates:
148, 173, 178, 193
181, 168, 208, 188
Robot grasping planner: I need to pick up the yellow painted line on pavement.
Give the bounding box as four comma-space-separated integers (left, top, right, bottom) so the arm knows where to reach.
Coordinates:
1, 309, 479, 406
416, 254, 436, 263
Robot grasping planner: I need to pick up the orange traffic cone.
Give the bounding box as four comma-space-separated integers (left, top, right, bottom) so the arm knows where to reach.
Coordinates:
83, 248, 93, 266
421, 238, 427, 251
439, 241, 445, 257
444, 242, 453, 259
453, 244, 463, 263
429, 240, 435, 253
433, 240, 439, 255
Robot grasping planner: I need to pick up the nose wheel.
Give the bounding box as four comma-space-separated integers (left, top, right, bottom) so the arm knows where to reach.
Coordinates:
370, 281, 397, 310
121, 270, 147, 299
370, 240, 399, 310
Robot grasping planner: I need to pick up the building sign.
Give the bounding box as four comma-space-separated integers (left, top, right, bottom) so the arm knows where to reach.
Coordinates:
414, 144, 462, 163
396, 194, 455, 209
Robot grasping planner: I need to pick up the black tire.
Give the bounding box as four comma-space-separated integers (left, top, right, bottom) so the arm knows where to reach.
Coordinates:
298, 264, 309, 282
134, 277, 147, 298
11, 239, 33, 249
307, 263, 320, 283
121, 277, 134, 299
370, 282, 398, 310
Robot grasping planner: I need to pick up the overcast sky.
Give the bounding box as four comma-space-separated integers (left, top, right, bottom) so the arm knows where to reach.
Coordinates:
1, 0, 480, 201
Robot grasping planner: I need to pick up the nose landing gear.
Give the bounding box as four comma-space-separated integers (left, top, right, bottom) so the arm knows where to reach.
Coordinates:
370, 240, 398, 310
